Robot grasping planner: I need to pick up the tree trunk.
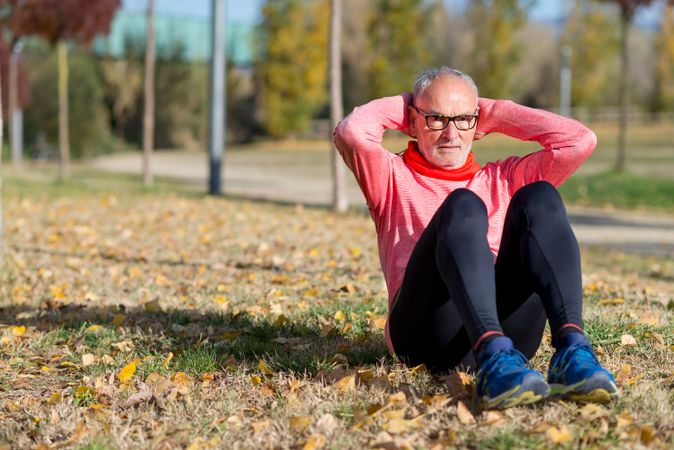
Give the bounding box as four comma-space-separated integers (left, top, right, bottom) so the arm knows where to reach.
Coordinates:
0, 56, 4, 264
57, 41, 70, 180
143, 0, 156, 187
615, 8, 630, 172
329, 0, 347, 213
9, 43, 19, 166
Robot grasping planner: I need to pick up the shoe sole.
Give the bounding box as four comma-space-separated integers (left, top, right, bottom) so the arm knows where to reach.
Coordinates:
549, 371, 619, 403
481, 373, 551, 410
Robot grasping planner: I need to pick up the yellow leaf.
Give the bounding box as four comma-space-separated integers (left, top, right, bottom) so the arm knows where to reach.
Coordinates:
341, 323, 352, 334
616, 411, 634, 430
40, 366, 50, 372
274, 314, 288, 327
335, 374, 356, 392
258, 360, 275, 375
86, 325, 103, 333
11, 326, 26, 337
640, 424, 656, 445
579, 403, 607, 421
320, 324, 334, 338
75, 386, 95, 399
251, 420, 271, 434
546, 425, 572, 444
370, 316, 387, 330
303, 434, 327, 450
111, 314, 126, 327
644, 331, 664, 345
386, 417, 423, 434
144, 299, 162, 313
163, 352, 173, 368
171, 372, 191, 385
47, 392, 62, 405
289, 416, 313, 432
117, 361, 137, 383
410, 364, 427, 375
621, 334, 637, 347
348, 246, 362, 258
251, 375, 262, 385
154, 275, 170, 286
597, 298, 624, 306
334, 310, 346, 321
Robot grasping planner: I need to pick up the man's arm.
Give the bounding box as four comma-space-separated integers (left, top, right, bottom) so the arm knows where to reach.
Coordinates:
476, 98, 597, 191
333, 94, 412, 214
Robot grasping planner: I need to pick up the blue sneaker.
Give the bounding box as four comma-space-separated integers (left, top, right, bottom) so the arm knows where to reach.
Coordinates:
548, 332, 619, 403
476, 336, 550, 409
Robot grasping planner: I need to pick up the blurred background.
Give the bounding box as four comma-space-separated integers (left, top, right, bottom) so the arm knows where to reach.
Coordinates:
1, 0, 673, 208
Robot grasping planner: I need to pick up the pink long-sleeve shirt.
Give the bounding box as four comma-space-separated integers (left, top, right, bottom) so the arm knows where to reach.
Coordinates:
333, 94, 597, 353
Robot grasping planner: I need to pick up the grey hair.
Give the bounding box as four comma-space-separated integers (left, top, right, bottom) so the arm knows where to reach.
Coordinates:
413, 66, 478, 98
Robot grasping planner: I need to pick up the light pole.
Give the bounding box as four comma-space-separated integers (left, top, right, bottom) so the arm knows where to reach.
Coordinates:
209, 0, 226, 195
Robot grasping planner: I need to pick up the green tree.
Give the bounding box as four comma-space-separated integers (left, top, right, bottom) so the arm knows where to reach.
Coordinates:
367, 0, 429, 98
562, 2, 619, 108
23, 45, 109, 159
257, 0, 329, 138
468, 0, 528, 99
652, 4, 674, 112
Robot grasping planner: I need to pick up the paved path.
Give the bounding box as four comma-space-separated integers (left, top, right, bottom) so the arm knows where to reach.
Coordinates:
91, 150, 674, 258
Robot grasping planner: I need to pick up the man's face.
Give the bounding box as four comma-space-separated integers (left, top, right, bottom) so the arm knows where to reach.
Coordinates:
409, 76, 478, 169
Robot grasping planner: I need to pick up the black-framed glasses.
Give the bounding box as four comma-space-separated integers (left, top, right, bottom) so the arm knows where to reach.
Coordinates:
411, 105, 479, 131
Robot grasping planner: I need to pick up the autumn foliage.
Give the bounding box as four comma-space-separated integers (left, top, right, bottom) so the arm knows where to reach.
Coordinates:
9, 0, 120, 45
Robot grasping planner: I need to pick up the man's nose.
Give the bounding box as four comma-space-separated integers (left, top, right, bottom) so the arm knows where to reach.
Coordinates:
442, 122, 461, 140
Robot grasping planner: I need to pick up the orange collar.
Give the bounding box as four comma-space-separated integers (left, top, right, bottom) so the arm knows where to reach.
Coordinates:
402, 141, 480, 181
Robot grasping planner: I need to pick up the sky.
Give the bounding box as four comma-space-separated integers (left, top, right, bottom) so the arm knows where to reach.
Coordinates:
121, 0, 663, 28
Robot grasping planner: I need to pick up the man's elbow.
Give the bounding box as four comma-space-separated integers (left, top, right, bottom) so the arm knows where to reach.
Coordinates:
579, 127, 597, 157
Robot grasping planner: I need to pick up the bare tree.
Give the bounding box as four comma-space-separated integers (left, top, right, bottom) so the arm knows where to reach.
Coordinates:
330, 0, 347, 212
143, 0, 155, 187
0, 55, 4, 263
600, 0, 674, 171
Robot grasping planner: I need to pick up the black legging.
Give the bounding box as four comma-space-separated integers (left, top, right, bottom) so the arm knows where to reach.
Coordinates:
389, 181, 583, 372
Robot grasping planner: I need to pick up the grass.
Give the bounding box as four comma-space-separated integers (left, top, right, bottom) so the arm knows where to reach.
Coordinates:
558, 171, 674, 212
0, 169, 673, 449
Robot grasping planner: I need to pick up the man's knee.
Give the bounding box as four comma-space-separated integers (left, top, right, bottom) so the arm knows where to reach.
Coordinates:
512, 181, 566, 219
437, 189, 488, 229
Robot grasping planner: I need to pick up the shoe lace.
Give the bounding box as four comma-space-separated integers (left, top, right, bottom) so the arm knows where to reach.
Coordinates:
560, 344, 599, 370
479, 348, 528, 378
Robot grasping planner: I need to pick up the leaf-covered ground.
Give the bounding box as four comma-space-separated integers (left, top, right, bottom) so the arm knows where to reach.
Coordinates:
1, 175, 673, 449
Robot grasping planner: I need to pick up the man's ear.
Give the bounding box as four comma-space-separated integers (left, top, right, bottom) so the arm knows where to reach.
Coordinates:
408, 105, 417, 138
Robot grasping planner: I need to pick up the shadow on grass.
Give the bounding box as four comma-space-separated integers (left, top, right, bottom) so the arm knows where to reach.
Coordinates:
0, 302, 393, 376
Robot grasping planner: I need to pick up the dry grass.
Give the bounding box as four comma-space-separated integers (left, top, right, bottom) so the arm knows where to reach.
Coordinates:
0, 171, 672, 449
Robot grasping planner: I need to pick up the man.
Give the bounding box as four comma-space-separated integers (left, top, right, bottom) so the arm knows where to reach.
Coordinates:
333, 66, 618, 409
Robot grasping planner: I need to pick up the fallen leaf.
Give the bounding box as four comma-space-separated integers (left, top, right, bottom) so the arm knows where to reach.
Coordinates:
640, 424, 656, 445
163, 352, 173, 368
11, 326, 26, 337
117, 362, 136, 383
258, 360, 275, 375
144, 299, 162, 313
456, 401, 475, 425
82, 354, 97, 367
250, 375, 262, 386
47, 392, 62, 405
597, 298, 624, 306
546, 425, 572, 444
481, 410, 505, 425
621, 334, 637, 347
289, 416, 313, 432
251, 420, 271, 434
303, 434, 327, 450
579, 403, 608, 421
334, 310, 346, 321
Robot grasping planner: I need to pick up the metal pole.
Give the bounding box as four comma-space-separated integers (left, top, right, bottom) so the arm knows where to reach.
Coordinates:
560, 45, 572, 117
209, 0, 226, 195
